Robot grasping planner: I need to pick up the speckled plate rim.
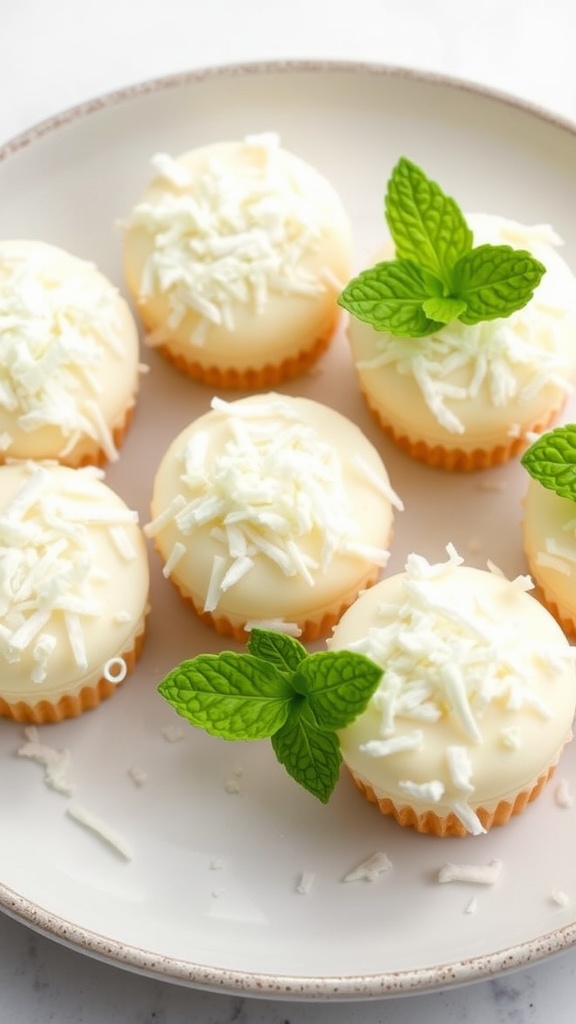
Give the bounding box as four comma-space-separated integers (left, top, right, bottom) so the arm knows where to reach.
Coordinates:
1, 876, 575, 1000
2, 58, 576, 1001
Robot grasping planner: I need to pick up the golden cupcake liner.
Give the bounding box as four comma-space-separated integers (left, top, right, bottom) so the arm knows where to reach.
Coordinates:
348, 761, 559, 837
163, 561, 382, 644
361, 387, 567, 472
154, 317, 337, 390
0, 616, 148, 725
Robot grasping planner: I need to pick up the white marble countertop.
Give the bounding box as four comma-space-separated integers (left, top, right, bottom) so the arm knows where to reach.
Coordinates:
3, 1, 576, 1020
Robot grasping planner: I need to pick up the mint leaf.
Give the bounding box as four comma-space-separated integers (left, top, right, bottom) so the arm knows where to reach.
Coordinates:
157, 628, 384, 803
292, 651, 382, 730
158, 653, 293, 739
422, 296, 467, 323
246, 628, 307, 673
385, 157, 473, 286
521, 424, 576, 500
338, 259, 445, 337
272, 708, 343, 803
339, 156, 546, 337
452, 245, 546, 324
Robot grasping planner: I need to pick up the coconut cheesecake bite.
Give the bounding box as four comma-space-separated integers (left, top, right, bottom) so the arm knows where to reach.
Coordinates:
522, 424, 576, 639
330, 545, 576, 836
122, 133, 351, 388
146, 393, 402, 641
341, 159, 576, 470
0, 240, 141, 466
0, 462, 150, 723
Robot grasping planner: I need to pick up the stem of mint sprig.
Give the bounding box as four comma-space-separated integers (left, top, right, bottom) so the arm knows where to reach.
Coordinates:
157, 628, 382, 803
521, 424, 576, 501
338, 157, 546, 338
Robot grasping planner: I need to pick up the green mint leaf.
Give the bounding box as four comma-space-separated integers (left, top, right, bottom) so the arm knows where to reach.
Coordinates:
338, 259, 445, 337
291, 651, 382, 730
272, 708, 343, 803
158, 652, 293, 740
452, 244, 546, 324
422, 296, 467, 323
246, 628, 307, 673
521, 424, 576, 500
385, 157, 473, 286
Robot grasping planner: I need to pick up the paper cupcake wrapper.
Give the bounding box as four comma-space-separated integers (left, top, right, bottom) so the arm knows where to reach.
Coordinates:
154, 317, 337, 390
0, 616, 147, 725
360, 388, 566, 472
348, 760, 559, 837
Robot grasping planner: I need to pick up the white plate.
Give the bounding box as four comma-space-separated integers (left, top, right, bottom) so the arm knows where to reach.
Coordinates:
2, 60, 576, 1002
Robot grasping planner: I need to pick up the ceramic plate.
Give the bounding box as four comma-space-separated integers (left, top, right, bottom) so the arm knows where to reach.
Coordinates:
2, 61, 576, 1001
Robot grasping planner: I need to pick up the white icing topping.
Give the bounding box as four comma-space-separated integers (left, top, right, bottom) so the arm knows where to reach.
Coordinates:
350, 215, 576, 443
125, 134, 337, 346
147, 396, 391, 613
335, 546, 576, 833
0, 463, 144, 688
0, 244, 132, 458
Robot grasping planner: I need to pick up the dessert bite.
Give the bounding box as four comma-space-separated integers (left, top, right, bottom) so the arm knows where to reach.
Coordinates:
339, 158, 576, 470
0, 239, 141, 466
122, 133, 351, 388
522, 423, 576, 639
330, 545, 576, 836
146, 392, 402, 641
0, 462, 150, 723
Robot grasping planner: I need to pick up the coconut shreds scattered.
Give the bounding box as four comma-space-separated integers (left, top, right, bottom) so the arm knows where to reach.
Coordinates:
126, 132, 336, 346
127, 766, 147, 787
342, 851, 393, 883
555, 778, 574, 808
66, 802, 133, 861
224, 778, 241, 794
17, 725, 74, 795
550, 890, 570, 907
160, 724, 185, 742
438, 859, 503, 885
465, 897, 478, 915
296, 871, 316, 895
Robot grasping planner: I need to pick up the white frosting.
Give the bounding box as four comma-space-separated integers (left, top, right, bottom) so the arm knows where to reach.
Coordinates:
147, 394, 398, 632
523, 475, 576, 634
0, 462, 149, 708
348, 216, 576, 453
332, 547, 576, 834
123, 137, 351, 375
0, 240, 140, 464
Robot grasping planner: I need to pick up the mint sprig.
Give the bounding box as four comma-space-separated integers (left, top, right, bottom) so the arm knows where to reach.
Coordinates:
521, 424, 576, 501
338, 157, 546, 338
158, 629, 382, 803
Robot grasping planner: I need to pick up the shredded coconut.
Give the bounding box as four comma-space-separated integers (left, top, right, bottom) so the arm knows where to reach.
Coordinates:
0, 464, 140, 686
438, 858, 503, 885
125, 133, 338, 346
296, 870, 316, 895
342, 851, 393, 883
17, 725, 74, 795
146, 397, 391, 612
555, 777, 573, 808
66, 802, 133, 860
0, 244, 129, 457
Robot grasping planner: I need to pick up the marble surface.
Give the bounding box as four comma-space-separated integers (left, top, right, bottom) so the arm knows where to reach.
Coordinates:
3, 1, 576, 1020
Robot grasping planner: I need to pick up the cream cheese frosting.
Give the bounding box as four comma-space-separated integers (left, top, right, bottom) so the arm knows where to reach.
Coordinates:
523, 475, 576, 637
331, 545, 576, 835
0, 240, 141, 465
122, 133, 351, 377
0, 462, 150, 712
348, 216, 576, 455
146, 393, 401, 637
